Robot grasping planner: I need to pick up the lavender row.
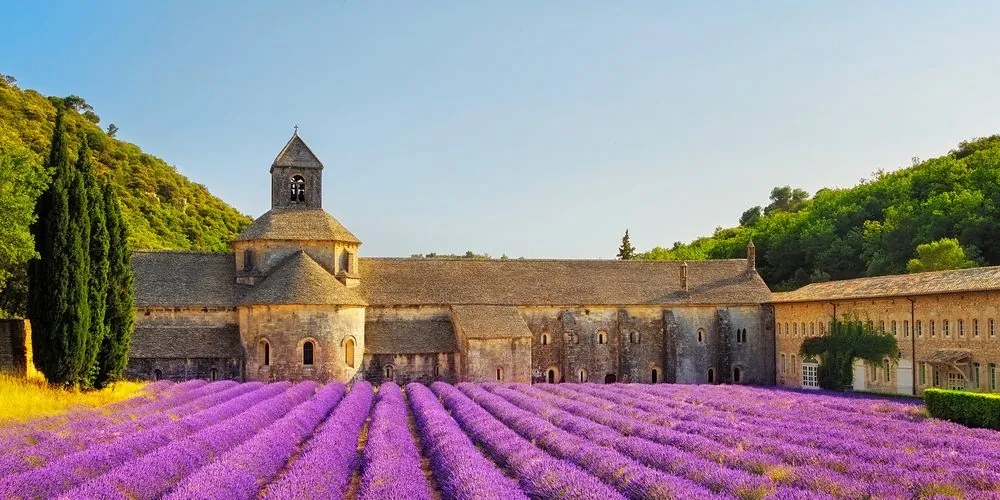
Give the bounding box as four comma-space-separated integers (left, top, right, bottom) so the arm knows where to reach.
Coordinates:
0, 380, 250, 476
431, 381, 626, 500
0, 379, 199, 454
405, 383, 527, 500
263, 381, 374, 499
358, 382, 431, 500
601, 383, 1000, 479
64, 381, 320, 500
165, 382, 346, 499
542, 383, 997, 496
0, 381, 292, 499
462, 383, 725, 499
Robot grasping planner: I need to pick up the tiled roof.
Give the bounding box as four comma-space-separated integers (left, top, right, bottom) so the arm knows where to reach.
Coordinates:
920, 349, 972, 364
451, 305, 532, 339
241, 251, 367, 306
133, 251, 243, 308
271, 133, 323, 170
235, 209, 360, 243
769, 266, 1000, 303
130, 325, 241, 358
364, 319, 458, 354
358, 258, 769, 306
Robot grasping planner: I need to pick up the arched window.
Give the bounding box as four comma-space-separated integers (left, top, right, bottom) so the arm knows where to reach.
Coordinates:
344, 338, 355, 368
153, 369, 162, 381
578, 369, 587, 383
496, 368, 504, 381
303, 341, 314, 366
433, 365, 440, 378
209, 368, 217, 381
541, 333, 549, 346
651, 369, 658, 384
597, 331, 607, 345
547, 369, 556, 384
707, 368, 715, 384
290, 175, 306, 202
261, 341, 270, 366
697, 329, 705, 343
733, 366, 743, 384
385, 365, 394, 381
629, 331, 641, 344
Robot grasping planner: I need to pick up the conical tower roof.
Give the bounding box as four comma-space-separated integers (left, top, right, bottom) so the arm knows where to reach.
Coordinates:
241, 251, 367, 306
271, 132, 323, 172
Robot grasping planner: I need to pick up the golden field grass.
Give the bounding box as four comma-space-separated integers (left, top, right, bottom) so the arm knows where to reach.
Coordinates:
0, 373, 148, 426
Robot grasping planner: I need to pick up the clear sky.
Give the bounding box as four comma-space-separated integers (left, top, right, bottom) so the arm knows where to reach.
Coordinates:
3, 2, 999, 258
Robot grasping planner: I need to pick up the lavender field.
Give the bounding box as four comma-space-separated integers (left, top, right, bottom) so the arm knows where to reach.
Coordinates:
1, 380, 998, 500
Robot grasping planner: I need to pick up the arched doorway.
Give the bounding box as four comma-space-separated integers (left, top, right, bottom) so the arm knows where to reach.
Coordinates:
733, 366, 743, 384
651, 369, 658, 384
547, 369, 556, 383
604, 373, 617, 384
708, 368, 715, 384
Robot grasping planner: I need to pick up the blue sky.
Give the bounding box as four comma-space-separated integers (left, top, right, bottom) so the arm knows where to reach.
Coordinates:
3, 2, 999, 257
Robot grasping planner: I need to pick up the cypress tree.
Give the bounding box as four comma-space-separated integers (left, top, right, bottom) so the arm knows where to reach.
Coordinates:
95, 182, 134, 388
617, 229, 636, 260
80, 140, 109, 387
28, 110, 91, 385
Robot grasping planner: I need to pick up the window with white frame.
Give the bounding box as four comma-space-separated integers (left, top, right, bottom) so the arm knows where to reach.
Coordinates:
802, 362, 819, 389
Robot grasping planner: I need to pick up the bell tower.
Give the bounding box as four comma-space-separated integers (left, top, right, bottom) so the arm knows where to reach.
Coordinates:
270, 129, 323, 210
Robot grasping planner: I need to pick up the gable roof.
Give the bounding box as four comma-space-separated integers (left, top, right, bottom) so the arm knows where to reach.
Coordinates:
451, 305, 532, 339
271, 133, 322, 171
133, 251, 243, 307
130, 325, 241, 358
364, 319, 458, 354
358, 258, 770, 306
241, 251, 367, 306
770, 265, 1000, 303
235, 209, 360, 243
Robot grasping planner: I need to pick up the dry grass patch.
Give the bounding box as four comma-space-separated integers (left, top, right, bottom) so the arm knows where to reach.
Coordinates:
0, 373, 147, 425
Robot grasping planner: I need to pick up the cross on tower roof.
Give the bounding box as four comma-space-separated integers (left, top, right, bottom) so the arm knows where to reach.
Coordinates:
293, 125, 299, 135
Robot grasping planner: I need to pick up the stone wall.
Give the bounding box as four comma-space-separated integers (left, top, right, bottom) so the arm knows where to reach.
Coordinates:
271, 165, 322, 210
0, 319, 31, 376
240, 304, 365, 383
128, 307, 241, 381
774, 291, 1000, 394
234, 240, 360, 279
363, 352, 460, 385
125, 357, 241, 381
464, 337, 532, 383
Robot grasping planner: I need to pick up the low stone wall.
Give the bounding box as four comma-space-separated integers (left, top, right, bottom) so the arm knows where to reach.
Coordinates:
0, 319, 32, 376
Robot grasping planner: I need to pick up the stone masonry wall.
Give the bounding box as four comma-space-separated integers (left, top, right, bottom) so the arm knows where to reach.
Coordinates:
363, 352, 460, 386
0, 319, 31, 376
774, 291, 1000, 394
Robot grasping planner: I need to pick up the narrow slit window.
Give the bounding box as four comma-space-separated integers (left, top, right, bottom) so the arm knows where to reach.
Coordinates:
303, 341, 314, 366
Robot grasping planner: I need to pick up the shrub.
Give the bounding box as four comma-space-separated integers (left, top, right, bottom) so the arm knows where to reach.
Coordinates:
924, 388, 1000, 430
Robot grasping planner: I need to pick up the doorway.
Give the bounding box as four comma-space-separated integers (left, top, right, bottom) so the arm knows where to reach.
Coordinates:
604, 373, 617, 384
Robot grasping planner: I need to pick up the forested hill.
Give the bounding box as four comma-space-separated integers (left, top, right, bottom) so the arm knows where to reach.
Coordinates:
0, 75, 251, 253
639, 135, 1000, 291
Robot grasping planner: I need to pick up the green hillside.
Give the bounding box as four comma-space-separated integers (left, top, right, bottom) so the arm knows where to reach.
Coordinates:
0, 75, 251, 315
639, 136, 1000, 291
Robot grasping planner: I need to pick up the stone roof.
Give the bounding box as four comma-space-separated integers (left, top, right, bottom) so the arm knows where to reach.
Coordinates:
451, 305, 532, 339
130, 325, 241, 358
241, 251, 367, 306
133, 251, 243, 307
769, 266, 1000, 303
358, 258, 769, 306
271, 133, 323, 171
235, 209, 360, 243
364, 319, 458, 354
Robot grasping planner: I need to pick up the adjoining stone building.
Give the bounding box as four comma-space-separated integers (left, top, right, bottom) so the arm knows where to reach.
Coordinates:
772, 267, 1000, 395
127, 132, 776, 386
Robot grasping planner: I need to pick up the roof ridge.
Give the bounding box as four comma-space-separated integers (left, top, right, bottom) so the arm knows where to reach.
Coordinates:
133, 249, 231, 256
794, 265, 1000, 290
360, 257, 747, 263
271, 132, 323, 170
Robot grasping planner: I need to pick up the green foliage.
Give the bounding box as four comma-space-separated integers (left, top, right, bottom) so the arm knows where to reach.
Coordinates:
739, 206, 762, 227
639, 136, 1000, 290
28, 111, 91, 386
0, 74, 251, 317
95, 183, 134, 388
924, 388, 1000, 430
800, 319, 900, 391
81, 141, 110, 387
617, 229, 635, 260
905, 237, 976, 273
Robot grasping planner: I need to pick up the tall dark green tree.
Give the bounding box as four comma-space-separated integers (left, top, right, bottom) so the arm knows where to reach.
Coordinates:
617, 229, 636, 260
80, 140, 109, 387
28, 111, 91, 385
95, 183, 134, 388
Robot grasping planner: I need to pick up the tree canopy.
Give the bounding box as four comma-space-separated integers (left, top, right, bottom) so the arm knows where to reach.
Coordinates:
906, 237, 976, 273
638, 136, 1000, 290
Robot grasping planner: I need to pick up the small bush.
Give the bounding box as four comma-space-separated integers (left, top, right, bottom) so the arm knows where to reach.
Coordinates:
924, 388, 1000, 430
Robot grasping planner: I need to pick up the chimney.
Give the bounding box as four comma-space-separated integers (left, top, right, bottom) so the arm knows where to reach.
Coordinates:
680, 261, 689, 291
747, 239, 756, 271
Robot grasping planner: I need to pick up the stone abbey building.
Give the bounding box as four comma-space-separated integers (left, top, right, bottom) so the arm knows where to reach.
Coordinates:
127, 133, 776, 385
